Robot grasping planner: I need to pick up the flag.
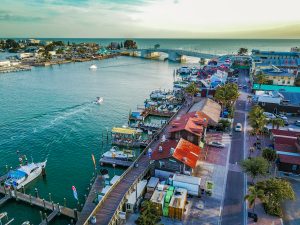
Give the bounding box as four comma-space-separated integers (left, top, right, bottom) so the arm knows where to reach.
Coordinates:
91, 154, 96, 169
72, 186, 78, 200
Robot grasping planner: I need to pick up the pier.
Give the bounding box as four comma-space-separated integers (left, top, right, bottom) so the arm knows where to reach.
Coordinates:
0, 186, 79, 221
82, 97, 194, 225
76, 176, 103, 225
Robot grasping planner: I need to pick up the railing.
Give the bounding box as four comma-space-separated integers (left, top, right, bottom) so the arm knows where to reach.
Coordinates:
83, 99, 188, 225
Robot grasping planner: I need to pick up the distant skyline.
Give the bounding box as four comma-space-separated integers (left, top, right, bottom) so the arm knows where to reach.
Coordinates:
1, 0, 300, 38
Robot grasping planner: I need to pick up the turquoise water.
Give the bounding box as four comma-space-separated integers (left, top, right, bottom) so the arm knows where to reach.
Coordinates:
0, 56, 177, 224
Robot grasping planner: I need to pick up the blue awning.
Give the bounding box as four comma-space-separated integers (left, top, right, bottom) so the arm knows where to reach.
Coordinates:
8, 170, 27, 179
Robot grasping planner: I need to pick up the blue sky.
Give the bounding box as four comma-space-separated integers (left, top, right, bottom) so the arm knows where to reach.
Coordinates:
1, 0, 300, 38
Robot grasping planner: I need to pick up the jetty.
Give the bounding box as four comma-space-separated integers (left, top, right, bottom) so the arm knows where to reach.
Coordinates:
0, 186, 79, 223
76, 176, 103, 225
82, 97, 193, 225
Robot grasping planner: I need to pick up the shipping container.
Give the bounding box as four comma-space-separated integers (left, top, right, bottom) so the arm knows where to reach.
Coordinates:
169, 188, 187, 220
172, 174, 201, 196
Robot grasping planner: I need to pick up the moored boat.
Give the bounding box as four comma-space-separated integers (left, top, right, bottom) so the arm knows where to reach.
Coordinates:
5, 160, 47, 190
102, 147, 134, 161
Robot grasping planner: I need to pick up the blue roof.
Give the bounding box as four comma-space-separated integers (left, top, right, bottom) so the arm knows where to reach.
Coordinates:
252, 49, 300, 57
261, 68, 295, 77
252, 84, 300, 93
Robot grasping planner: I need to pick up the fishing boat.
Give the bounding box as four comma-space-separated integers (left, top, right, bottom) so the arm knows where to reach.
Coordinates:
89, 64, 97, 70
94, 97, 103, 104
4, 160, 47, 190
102, 147, 134, 161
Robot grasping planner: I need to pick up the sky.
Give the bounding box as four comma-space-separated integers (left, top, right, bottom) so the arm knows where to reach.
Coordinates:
0, 0, 300, 38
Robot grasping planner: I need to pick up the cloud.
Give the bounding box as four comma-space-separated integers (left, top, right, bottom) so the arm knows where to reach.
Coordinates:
0, 10, 45, 22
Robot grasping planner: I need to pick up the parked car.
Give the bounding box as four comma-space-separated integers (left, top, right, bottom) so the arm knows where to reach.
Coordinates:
295, 120, 300, 127
207, 141, 225, 148
235, 123, 242, 132
263, 112, 276, 119
276, 114, 288, 120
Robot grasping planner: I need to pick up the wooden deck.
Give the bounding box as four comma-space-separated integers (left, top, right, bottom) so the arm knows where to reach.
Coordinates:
100, 157, 133, 168
0, 186, 78, 219
39, 209, 59, 225
83, 98, 193, 225
76, 176, 103, 225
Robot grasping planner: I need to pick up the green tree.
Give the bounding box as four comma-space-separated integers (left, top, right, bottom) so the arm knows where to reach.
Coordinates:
199, 58, 206, 65
248, 105, 267, 135
238, 47, 248, 55
124, 40, 137, 49
240, 157, 269, 183
185, 82, 199, 96
262, 148, 277, 163
214, 83, 239, 113
154, 44, 160, 49
256, 178, 295, 217
244, 185, 265, 213
295, 76, 300, 86
269, 118, 285, 129
135, 201, 161, 225
255, 73, 268, 88
218, 119, 231, 131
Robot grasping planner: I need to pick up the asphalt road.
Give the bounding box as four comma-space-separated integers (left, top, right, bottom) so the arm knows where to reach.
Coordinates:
221, 69, 249, 225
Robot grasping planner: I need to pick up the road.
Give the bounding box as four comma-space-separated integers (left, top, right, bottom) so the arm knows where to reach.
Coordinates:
221, 69, 249, 225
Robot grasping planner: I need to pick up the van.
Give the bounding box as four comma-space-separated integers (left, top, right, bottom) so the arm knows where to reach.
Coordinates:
235, 123, 242, 132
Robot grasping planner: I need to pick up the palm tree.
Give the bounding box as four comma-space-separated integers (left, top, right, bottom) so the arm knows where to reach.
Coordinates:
185, 82, 199, 96
248, 105, 268, 135
214, 83, 239, 114
255, 73, 268, 88
244, 185, 265, 213
269, 118, 285, 129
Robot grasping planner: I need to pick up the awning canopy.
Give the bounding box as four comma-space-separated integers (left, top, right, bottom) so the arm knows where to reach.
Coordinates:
112, 127, 137, 135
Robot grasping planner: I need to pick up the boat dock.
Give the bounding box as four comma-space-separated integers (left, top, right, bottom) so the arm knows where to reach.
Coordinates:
82, 97, 193, 225
100, 157, 133, 168
0, 186, 79, 221
76, 176, 103, 225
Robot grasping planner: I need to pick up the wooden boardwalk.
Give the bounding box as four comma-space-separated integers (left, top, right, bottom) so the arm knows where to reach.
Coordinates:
0, 186, 78, 219
39, 209, 59, 225
76, 176, 103, 225
99, 157, 132, 168
83, 98, 193, 225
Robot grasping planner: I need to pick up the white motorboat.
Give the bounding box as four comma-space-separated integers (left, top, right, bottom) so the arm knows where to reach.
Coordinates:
102, 147, 134, 161
94, 97, 103, 104
89, 64, 97, 70
5, 160, 47, 190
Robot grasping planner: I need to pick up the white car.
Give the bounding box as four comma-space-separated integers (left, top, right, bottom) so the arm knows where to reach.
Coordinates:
235, 123, 242, 132
263, 112, 276, 119
207, 141, 225, 148
277, 114, 288, 121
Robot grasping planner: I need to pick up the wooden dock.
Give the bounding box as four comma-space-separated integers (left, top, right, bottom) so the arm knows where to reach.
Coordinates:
99, 157, 133, 168
39, 209, 59, 225
0, 186, 78, 219
76, 176, 103, 225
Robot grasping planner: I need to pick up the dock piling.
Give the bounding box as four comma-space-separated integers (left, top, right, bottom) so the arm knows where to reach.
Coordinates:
35, 188, 39, 198
40, 210, 43, 222
64, 198, 66, 207
43, 199, 46, 211
52, 201, 55, 211
57, 203, 61, 215
21, 186, 25, 194
29, 194, 32, 205
44, 212, 48, 224
14, 188, 18, 201
74, 208, 78, 220
48, 193, 52, 202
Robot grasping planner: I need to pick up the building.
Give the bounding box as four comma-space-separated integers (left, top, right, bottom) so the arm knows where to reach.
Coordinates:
188, 98, 221, 126
271, 129, 300, 174
169, 111, 208, 145
151, 138, 202, 177
260, 67, 296, 86
252, 49, 300, 70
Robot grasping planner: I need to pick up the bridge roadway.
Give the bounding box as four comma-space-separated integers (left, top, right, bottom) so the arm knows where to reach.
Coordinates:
83, 97, 194, 225
112, 48, 218, 59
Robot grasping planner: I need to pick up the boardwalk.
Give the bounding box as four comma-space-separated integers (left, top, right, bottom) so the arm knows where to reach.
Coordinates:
39, 209, 59, 225
83, 97, 193, 225
0, 186, 78, 219
76, 176, 103, 225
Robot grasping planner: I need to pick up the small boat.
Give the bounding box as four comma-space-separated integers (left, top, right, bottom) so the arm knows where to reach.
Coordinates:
89, 64, 97, 70
5, 160, 47, 190
102, 147, 134, 161
94, 97, 103, 104
22, 222, 30, 225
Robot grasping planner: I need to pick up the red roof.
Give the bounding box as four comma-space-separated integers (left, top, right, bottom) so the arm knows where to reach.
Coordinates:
271, 129, 300, 137
172, 138, 201, 169
151, 139, 178, 160
169, 112, 208, 137
278, 154, 300, 165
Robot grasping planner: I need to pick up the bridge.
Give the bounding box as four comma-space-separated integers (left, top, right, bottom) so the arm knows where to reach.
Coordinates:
81, 98, 194, 225
112, 48, 218, 62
